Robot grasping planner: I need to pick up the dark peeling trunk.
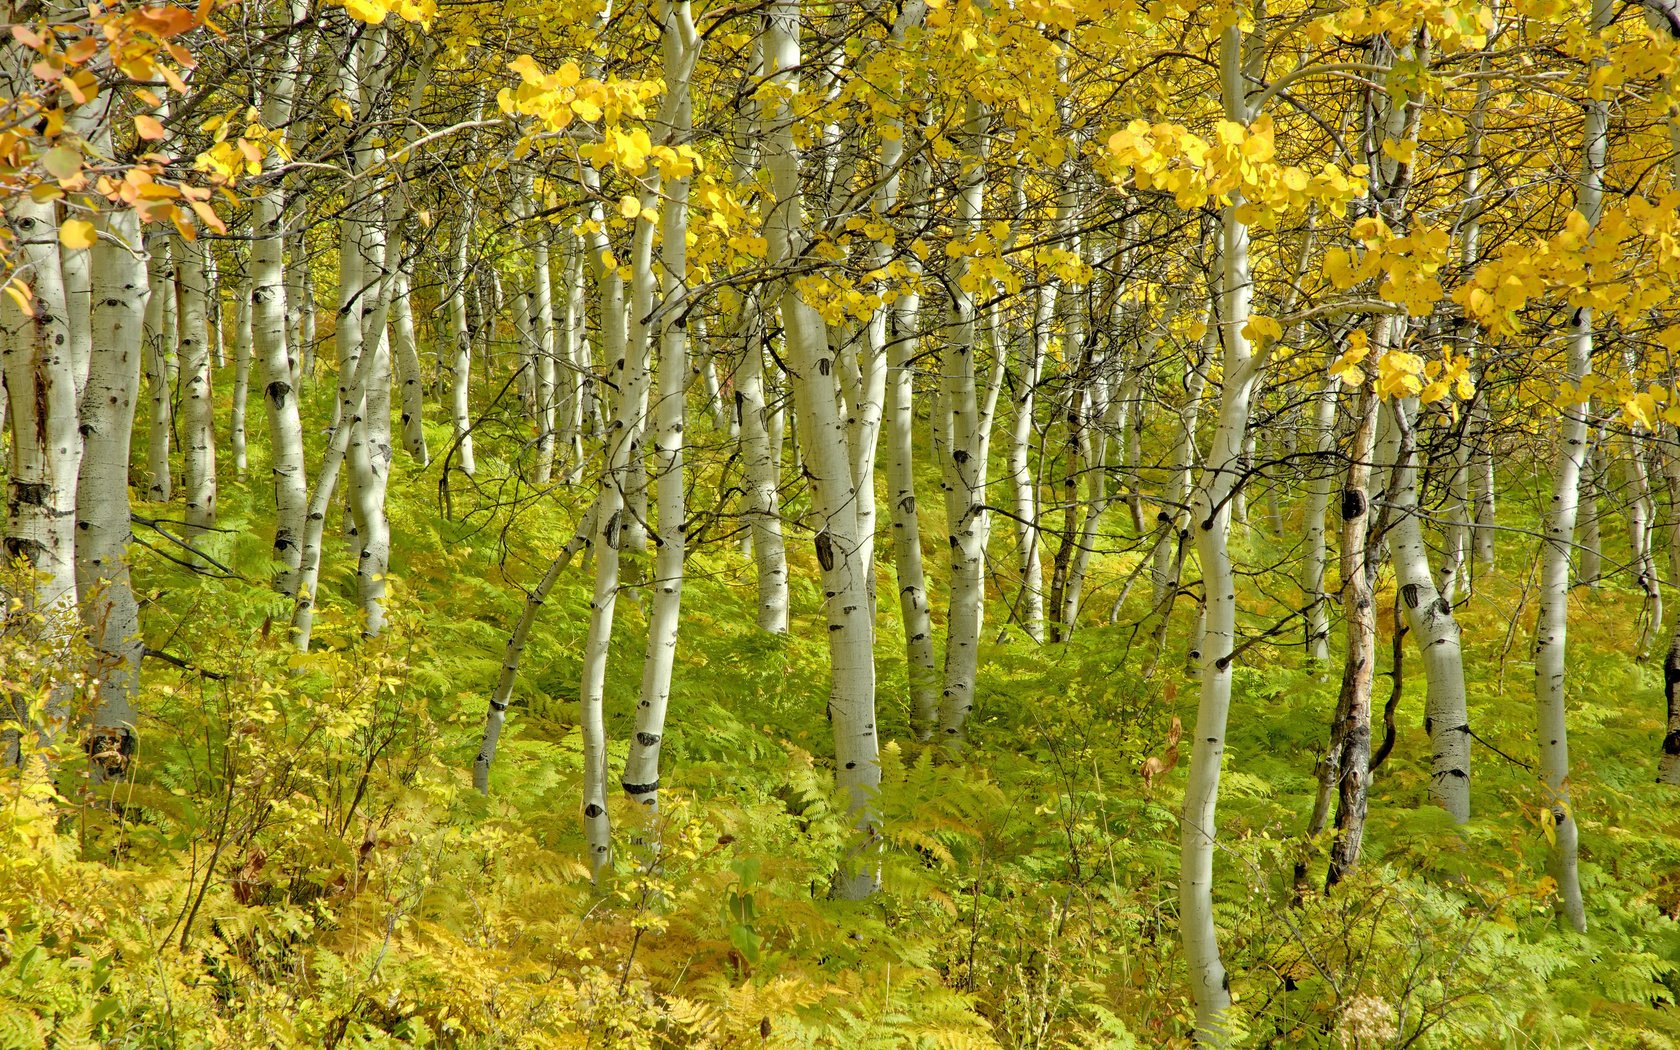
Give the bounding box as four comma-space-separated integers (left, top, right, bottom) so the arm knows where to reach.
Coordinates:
1303, 386, 1380, 891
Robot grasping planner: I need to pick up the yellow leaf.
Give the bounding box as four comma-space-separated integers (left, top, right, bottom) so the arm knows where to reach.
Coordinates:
619, 195, 641, 219
1329, 343, 1368, 386
342, 0, 388, 24
1242, 314, 1283, 343
509, 54, 545, 85
59, 218, 96, 250
1624, 393, 1656, 430
1381, 138, 1417, 166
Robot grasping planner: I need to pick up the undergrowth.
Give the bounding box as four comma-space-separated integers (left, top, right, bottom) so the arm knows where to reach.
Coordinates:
3, 394, 1679, 1048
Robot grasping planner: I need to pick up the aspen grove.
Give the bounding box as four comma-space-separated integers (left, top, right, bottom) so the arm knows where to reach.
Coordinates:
6, 0, 1680, 1045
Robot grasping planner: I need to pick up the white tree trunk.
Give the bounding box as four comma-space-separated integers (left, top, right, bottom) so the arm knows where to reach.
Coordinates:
76, 192, 150, 772
231, 249, 252, 477
1379, 398, 1472, 822
764, 0, 880, 898
1008, 279, 1052, 644
938, 98, 996, 748
1301, 377, 1341, 665
574, 179, 658, 883
475, 504, 597, 793
445, 98, 485, 478
253, 0, 310, 592
620, 189, 659, 558
1149, 304, 1212, 624
142, 232, 174, 502
1577, 435, 1603, 587
558, 234, 587, 483
1180, 25, 1260, 1041
727, 37, 789, 632
522, 173, 557, 485
1624, 429, 1662, 661
390, 268, 429, 466
175, 235, 217, 536
2, 196, 82, 761
291, 335, 381, 651
888, 247, 939, 738
625, 0, 699, 816
737, 304, 790, 631
1535, 320, 1592, 933
340, 27, 396, 639
1533, 0, 1610, 933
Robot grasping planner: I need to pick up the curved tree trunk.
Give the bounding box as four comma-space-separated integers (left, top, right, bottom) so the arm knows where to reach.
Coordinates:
764, 0, 881, 898
474, 505, 597, 793
390, 268, 429, 466
1180, 27, 1261, 1039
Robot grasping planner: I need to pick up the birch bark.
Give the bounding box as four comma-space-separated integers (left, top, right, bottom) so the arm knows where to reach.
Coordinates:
252, 0, 310, 592
474, 504, 597, 793
1530, 0, 1611, 934
142, 232, 173, 502
764, 0, 881, 898
77, 196, 150, 769
937, 98, 996, 747
231, 248, 252, 477
1301, 376, 1340, 665
1379, 398, 1471, 822
2, 195, 81, 761
1180, 24, 1263, 1040
175, 235, 217, 536
625, 0, 699, 815
730, 36, 788, 632
390, 267, 429, 466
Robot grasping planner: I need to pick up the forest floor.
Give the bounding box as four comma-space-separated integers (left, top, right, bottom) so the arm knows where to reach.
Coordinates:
3, 399, 1679, 1048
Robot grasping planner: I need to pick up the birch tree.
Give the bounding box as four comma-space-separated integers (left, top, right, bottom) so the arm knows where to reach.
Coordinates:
251, 0, 311, 593
763, 0, 881, 898
1530, 0, 1613, 934
624, 0, 699, 816
1, 195, 80, 762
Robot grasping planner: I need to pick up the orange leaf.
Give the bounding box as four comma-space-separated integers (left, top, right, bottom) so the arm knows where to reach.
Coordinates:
134, 114, 166, 140
65, 36, 98, 64
4, 279, 36, 318
189, 200, 226, 235
133, 6, 197, 37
